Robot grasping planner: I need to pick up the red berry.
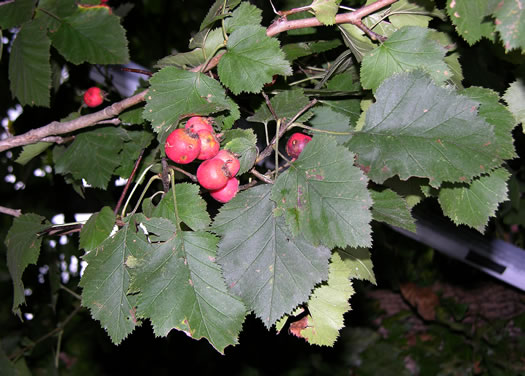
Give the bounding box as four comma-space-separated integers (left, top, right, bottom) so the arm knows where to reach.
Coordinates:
286, 133, 312, 159
165, 128, 201, 164
197, 158, 230, 190
185, 116, 214, 134
210, 177, 239, 203
214, 149, 240, 177
83, 87, 104, 108
197, 130, 220, 160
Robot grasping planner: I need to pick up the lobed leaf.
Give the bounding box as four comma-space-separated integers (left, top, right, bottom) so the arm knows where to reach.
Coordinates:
212, 184, 331, 328
272, 136, 373, 249
224, 1, 262, 33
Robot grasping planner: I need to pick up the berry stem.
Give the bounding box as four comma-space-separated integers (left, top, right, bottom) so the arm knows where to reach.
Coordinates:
290, 123, 354, 135
168, 165, 198, 183
170, 170, 183, 233
120, 163, 156, 218
114, 148, 145, 215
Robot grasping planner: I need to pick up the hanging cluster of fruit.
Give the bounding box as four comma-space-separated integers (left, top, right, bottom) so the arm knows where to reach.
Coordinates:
165, 116, 241, 203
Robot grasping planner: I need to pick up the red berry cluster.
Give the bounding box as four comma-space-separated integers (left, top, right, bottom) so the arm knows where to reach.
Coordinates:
165, 116, 240, 203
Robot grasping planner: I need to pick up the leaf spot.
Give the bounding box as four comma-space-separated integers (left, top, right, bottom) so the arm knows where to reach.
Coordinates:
450, 0, 456, 8
454, 11, 460, 18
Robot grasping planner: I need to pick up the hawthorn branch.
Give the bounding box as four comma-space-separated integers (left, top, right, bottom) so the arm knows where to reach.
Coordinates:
0, 89, 148, 153
0, 205, 22, 217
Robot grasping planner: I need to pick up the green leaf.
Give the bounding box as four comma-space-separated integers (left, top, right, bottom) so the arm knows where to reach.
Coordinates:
51, 7, 129, 65
503, 79, 525, 126
218, 25, 292, 94
461, 86, 517, 160
224, 2, 262, 33
151, 184, 211, 231
347, 71, 500, 188
129, 217, 246, 354
119, 106, 146, 125
8, 18, 51, 107
338, 24, 375, 62
446, 0, 496, 45
492, 0, 525, 51
307, 106, 352, 144
80, 219, 144, 344
282, 40, 342, 62
0, 0, 34, 28
5, 214, 48, 318
370, 189, 416, 232
444, 52, 464, 89
360, 26, 449, 91
272, 136, 373, 249
222, 129, 258, 175
248, 88, 313, 125
338, 247, 376, 284
35, 0, 77, 30
438, 168, 510, 232
212, 184, 331, 328
114, 130, 154, 178
143, 67, 239, 136
54, 127, 129, 189
79, 207, 116, 251
15, 142, 53, 165
200, 0, 241, 31
388, 0, 442, 29
311, 0, 341, 26
294, 252, 355, 346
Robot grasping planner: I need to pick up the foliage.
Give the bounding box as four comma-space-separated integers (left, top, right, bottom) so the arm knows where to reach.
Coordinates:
0, 0, 524, 370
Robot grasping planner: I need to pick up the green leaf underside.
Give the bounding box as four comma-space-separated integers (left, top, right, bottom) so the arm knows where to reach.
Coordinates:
79, 207, 116, 251
337, 247, 376, 284
54, 127, 129, 189
222, 129, 258, 175
272, 136, 373, 249
248, 88, 312, 125
347, 71, 499, 188
15, 142, 53, 165
339, 24, 375, 62
212, 184, 331, 328
504, 79, 525, 126
224, 2, 262, 33
143, 67, 239, 136
446, 0, 497, 45
461, 86, 517, 160
282, 40, 341, 62
360, 26, 449, 91
298, 252, 355, 346
114, 130, 154, 178
311, 0, 341, 26
51, 7, 129, 65
150, 184, 211, 231
80, 220, 144, 344
5, 214, 48, 317
8, 18, 52, 107
129, 217, 245, 354
218, 25, 292, 95
308, 106, 353, 144
0, 0, 34, 29
370, 189, 416, 232
438, 168, 510, 232
493, 0, 525, 51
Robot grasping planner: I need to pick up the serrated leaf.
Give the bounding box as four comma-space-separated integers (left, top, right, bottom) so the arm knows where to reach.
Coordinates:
200, 0, 241, 31
224, 2, 262, 33
151, 184, 211, 231
5, 214, 48, 318
361, 26, 449, 91
438, 168, 510, 232
308, 106, 352, 144
272, 136, 373, 249
504, 79, 525, 126
492, 0, 525, 51
461, 86, 517, 160
211, 184, 331, 328
0, 0, 34, 28
129, 217, 246, 354
446, 0, 496, 45
15, 142, 53, 165
295, 251, 355, 346
114, 130, 154, 178
370, 189, 416, 232
79, 207, 116, 251
248, 88, 313, 125
54, 127, 129, 189
347, 71, 500, 188
8, 18, 51, 107
143, 67, 239, 136
222, 129, 258, 175
337, 246, 376, 283
51, 7, 129, 65
388, 0, 441, 28
282, 40, 341, 62
311, 0, 341, 26
80, 220, 144, 344
218, 25, 292, 94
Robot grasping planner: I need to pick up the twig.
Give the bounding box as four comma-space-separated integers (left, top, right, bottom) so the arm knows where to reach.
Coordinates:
114, 148, 145, 215
354, 20, 387, 42
239, 179, 258, 191
40, 136, 74, 144
168, 165, 198, 183
250, 168, 274, 184
161, 157, 170, 193
0, 205, 22, 217
262, 91, 279, 122
120, 67, 153, 77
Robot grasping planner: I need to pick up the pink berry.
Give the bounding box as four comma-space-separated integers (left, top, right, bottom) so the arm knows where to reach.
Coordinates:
286, 133, 312, 159
185, 116, 214, 134
165, 128, 201, 164
197, 158, 230, 190
197, 130, 220, 160
83, 87, 104, 108
214, 149, 240, 177
210, 177, 239, 203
